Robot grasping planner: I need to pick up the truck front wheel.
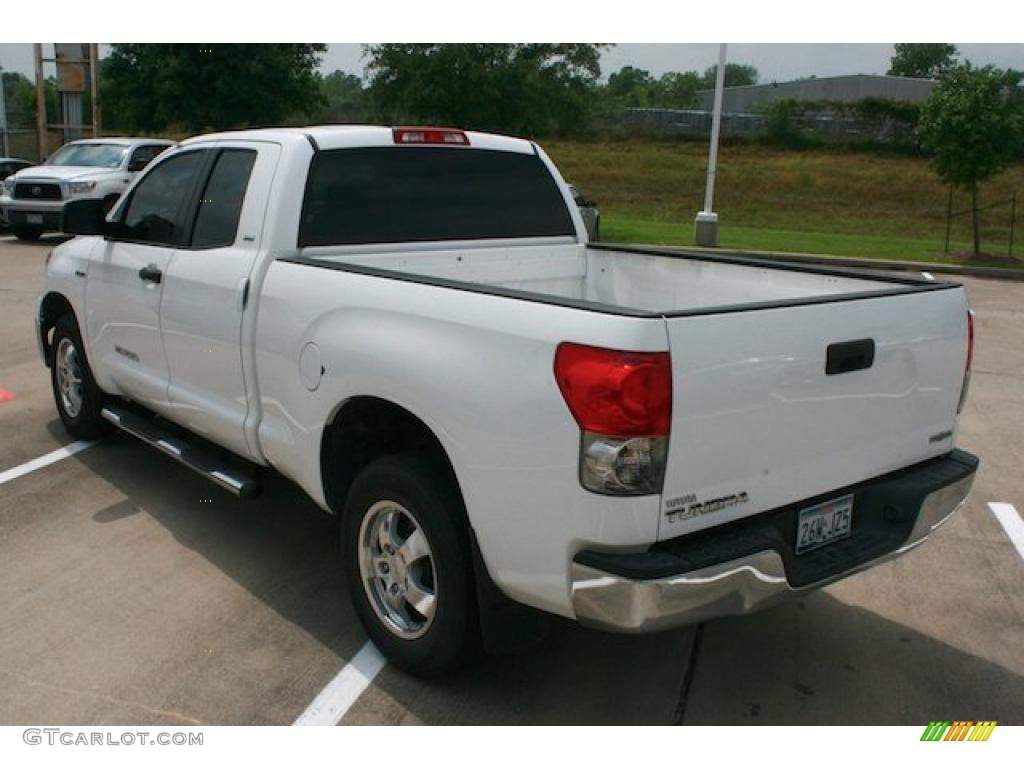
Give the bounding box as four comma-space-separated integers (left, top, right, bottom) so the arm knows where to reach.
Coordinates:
342, 453, 478, 677
50, 314, 108, 439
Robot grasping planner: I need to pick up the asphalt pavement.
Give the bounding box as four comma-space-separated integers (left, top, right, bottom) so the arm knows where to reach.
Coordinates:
0, 234, 1021, 725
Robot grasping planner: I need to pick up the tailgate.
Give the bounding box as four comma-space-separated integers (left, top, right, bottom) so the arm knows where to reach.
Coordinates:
658, 285, 969, 541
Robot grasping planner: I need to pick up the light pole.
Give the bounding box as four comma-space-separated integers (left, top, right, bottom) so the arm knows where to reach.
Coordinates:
695, 43, 727, 247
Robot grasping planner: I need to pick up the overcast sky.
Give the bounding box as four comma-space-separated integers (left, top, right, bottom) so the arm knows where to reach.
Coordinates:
2, 43, 1023, 83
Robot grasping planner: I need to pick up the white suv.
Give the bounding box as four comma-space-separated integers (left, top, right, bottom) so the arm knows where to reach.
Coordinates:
0, 137, 174, 240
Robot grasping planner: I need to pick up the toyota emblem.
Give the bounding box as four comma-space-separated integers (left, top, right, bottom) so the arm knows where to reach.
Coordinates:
31, 186, 41, 196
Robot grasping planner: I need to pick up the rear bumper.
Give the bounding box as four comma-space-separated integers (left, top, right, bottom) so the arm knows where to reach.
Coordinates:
571, 449, 978, 633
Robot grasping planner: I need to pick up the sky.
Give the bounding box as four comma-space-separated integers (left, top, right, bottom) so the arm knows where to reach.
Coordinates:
2, 43, 1023, 84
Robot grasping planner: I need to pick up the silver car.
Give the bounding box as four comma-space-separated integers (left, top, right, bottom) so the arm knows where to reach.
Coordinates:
0, 158, 34, 228
569, 184, 600, 241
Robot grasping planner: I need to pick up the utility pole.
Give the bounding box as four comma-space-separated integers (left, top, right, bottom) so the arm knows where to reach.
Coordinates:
34, 44, 47, 162
695, 43, 727, 247
0, 64, 9, 157
89, 43, 101, 137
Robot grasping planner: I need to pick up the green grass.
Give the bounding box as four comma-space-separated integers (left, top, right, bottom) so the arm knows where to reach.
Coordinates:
544, 137, 1024, 267
603, 217, 987, 265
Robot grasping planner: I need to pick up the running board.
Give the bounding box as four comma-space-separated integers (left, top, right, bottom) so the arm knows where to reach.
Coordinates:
100, 406, 261, 498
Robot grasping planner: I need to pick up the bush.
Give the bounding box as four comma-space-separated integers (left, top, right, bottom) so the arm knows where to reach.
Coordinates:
758, 97, 921, 151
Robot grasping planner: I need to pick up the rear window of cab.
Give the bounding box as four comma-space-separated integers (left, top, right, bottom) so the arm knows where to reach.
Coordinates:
299, 147, 575, 247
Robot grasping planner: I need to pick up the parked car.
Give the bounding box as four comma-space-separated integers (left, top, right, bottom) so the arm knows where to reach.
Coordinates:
0, 138, 173, 240
42, 125, 978, 676
0, 158, 34, 228
0, 157, 33, 180
569, 184, 600, 240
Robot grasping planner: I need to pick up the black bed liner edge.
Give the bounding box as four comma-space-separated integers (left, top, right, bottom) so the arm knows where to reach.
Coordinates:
278, 242, 961, 320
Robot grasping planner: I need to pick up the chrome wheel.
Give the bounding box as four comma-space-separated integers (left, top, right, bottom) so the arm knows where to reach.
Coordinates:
55, 337, 83, 418
357, 500, 437, 640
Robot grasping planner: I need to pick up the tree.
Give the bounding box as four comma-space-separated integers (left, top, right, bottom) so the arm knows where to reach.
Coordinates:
102, 44, 326, 132
698, 63, 758, 89
365, 44, 607, 136
607, 66, 655, 106
918, 64, 1024, 255
317, 70, 368, 123
2, 71, 59, 129
655, 71, 700, 109
888, 44, 958, 79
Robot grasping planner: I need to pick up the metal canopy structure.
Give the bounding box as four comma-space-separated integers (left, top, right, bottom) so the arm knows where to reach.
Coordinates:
33, 43, 101, 161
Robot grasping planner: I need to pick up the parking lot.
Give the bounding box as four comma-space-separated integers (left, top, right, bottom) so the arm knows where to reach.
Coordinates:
0, 233, 1021, 726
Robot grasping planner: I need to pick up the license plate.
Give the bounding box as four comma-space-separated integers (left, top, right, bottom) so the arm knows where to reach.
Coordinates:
26, 214, 43, 224
796, 494, 853, 555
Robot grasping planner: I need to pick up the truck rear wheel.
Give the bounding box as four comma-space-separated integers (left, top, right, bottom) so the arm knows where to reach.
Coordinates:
50, 314, 108, 439
342, 453, 478, 677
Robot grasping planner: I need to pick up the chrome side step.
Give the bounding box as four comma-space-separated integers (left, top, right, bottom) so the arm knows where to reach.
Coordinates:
100, 406, 261, 498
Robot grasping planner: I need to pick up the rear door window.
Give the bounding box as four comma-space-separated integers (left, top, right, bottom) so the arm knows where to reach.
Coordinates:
299, 147, 575, 247
190, 149, 258, 249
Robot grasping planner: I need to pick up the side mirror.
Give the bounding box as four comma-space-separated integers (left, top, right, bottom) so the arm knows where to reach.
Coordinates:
62, 198, 109, 236
127, 158, 149, 173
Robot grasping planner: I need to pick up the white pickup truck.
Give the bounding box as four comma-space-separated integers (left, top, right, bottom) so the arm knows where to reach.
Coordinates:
40, 125, 978, 676
1, 138, 173, 240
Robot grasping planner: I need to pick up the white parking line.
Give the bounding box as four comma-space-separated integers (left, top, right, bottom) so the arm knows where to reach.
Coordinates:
0, 440, 96, 486
987, 502, 1024, 562
293, 641, 386, 725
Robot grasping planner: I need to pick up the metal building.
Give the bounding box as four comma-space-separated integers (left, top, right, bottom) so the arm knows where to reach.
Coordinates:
694, 74, 937, 112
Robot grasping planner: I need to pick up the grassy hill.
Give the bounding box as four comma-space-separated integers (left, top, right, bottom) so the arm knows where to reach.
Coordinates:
543, 137, 1024, 265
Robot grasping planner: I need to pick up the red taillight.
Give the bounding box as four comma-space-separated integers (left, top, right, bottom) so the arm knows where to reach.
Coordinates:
957, 309, 974, 415
392, 127, 470, 146
965, 310, 974, 373
554, 343, 672, 437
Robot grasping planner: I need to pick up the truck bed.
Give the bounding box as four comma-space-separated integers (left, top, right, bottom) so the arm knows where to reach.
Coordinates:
298, 240, 944, 317
286, 240, 967, 544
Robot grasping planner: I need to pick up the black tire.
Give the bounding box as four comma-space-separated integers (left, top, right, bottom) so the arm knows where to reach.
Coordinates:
342, 453, 478, 677
49, 314, 109, 439
12, 224, 42, 241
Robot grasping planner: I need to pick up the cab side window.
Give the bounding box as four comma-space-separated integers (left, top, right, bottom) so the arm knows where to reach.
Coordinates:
190, 149, 257, 249
128, 145, 168, 172
119, 151, 206, 246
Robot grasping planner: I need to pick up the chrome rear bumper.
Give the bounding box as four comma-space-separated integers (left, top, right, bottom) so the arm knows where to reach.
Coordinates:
571, 452, 977, 633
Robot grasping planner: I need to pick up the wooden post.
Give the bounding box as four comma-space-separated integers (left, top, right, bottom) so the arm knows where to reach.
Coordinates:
944, 185, 953, 254
34, 44, 47, 161
1010, 192, 1016, 259
89, 43, 100, 137
971, 184, 980, 256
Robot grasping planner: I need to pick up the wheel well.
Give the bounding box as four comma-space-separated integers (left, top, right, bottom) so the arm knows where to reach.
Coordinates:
39, 292, 75, 366
321, 397, 463, 515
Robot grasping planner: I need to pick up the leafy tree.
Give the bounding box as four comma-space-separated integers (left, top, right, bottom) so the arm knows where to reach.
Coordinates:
918, 64, 1024, 254
604, 67, 700, 110
607, 66, 655, 105
317, 70, 368, 123
655, 71, 701, 109
888, 44, 958, 79
102, 44, 326, 132
2, 71, 58, 129
698, 63, 758, 89
365, 44, 607, 136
